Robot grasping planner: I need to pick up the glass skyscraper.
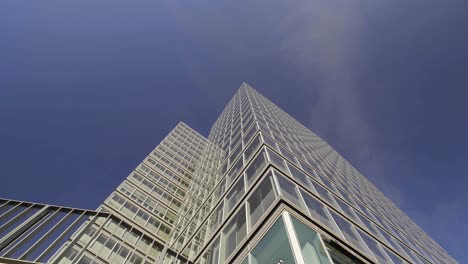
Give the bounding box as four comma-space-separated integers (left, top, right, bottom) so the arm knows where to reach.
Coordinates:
0, 83, 457, 264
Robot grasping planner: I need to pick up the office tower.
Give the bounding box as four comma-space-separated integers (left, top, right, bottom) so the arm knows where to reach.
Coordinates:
0, 83, 457, 264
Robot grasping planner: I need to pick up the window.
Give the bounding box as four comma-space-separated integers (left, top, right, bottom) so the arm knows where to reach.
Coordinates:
300, 190, 340, 235
248, 174, 276, 227
330, 211, 371, 256
287, 163, 312, 189
275, 173, 302, 207
290, 216, 331, 264
225, 176, 245, 214
245, 150, 267, 186
203, 236, 220, 264
244, 135, 261, 162
76, 255, 93, 264
261, 133, 278, 151
357, 229, 392, 264
335, 198, 361, 225
312, 182, 337, 207
227, 158, 243, 185
267, 149, 286, 171
250, 216, 295, 264
222, 206, 247, 260
211, 201, 224, 231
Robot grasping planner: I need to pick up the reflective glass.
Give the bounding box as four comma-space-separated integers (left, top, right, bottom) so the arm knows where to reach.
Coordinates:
245, 151, 268, 186
227, 158, 244, 185
250, 217, 295, 264
203, 236, 220, 264
287, 163, 312, 189
358, 229, 393, 263
334, 198, 361, 225
311, 182, 337, 207
383, 246, 404, 264
275, 173, 302, 208
300, 190, 340, 235
261, 133, 278, 151
244, 135, 261, 162
225, 176, 245, 214
330, 211, 372, 257
222, 206, 247, 260
266, 149, 286, 171
290, 216, 331, 264
248, 175, 276, 227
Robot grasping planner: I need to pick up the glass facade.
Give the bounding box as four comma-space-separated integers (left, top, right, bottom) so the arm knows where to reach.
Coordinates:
10, 83, 455, 264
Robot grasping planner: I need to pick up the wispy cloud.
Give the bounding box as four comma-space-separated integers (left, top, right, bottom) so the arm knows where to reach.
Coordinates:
274, 0, 405, 204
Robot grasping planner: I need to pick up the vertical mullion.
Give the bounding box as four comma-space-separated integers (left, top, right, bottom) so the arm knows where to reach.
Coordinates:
35, 209, 86, 262
283, 212, 305, 264
0, 204, 43, 253
0, 204, 34, 232
48, 213, 109, 264
13, 208, 62, 259
0, 203, 25, 232
3, 208, 60, 258
317, 232, 335, 264
0, 200, 13, 214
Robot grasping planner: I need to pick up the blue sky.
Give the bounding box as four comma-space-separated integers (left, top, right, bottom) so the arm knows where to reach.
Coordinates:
1, 0, 467, 262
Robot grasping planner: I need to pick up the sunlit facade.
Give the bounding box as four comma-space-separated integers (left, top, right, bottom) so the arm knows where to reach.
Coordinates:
0, 83, 457, 264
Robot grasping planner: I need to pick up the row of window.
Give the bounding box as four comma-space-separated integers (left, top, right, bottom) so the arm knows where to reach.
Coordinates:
171, 124, 206, 147
118, 181, 178, 225
154, 145, 198, 170
131, 168, 187, 200
161, 133, 205, 159
137, 162, 190, 190
57, 218, 162, 264
126, 173, 182, 211
106, 193, 172, 241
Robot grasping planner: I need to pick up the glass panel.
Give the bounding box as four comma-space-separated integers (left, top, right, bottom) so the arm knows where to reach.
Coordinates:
311, 182, 337, 207
275, 173, 302, 207
279, 146, 297, 165
261, 133, 278, 151
355, 212, 388, 243
300, 190, 340, 235
383, 246, 404, 264
201, 236, 220, 264
358, 229, 393, 264
250, 217, 295, 264
225, 176, 245, 214
244, 135, 261, 162
320, 177, 338, 193
267, 149, 286, 171
243, 124, 257, 144
222, 206, 247, 260
245, 150, 268, 187
290, 216, 331, 264
227, 158, 244, 185
299, 161, 314, 177
287, 163, 312, 189
230, 142, 243, 165
212, 201, 224, 230
334, 198, 361, 225
330, 211, 372, 257
248, 174, 276, 227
